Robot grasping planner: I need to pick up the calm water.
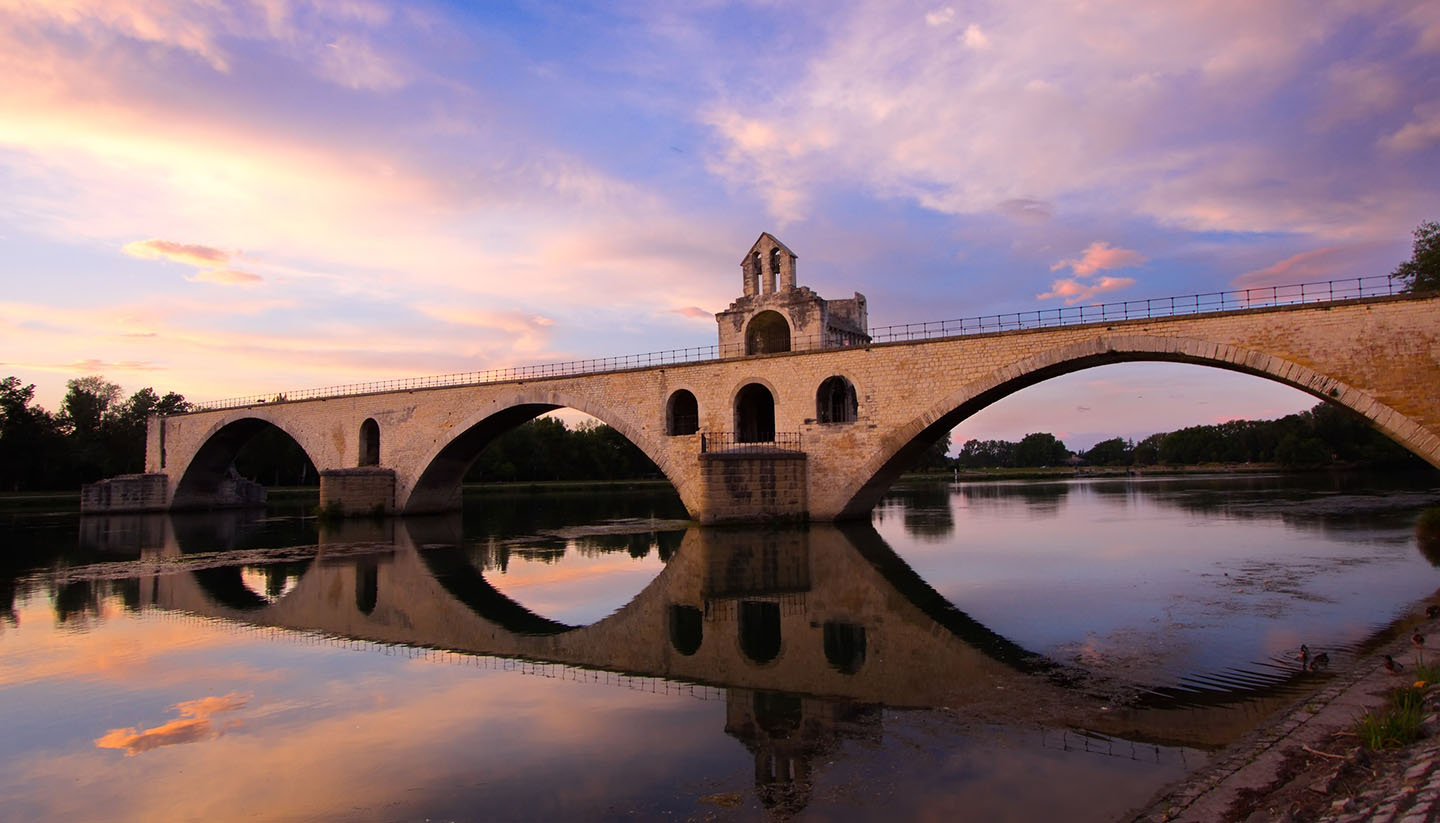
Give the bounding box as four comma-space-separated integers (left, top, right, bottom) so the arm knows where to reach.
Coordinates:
2, 473, 1439, 822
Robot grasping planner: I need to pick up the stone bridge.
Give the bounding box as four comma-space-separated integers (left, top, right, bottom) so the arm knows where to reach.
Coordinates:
122, 290, 1440, 523
85, 233, 1440, 522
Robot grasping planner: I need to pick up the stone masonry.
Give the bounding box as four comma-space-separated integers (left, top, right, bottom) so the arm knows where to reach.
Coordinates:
138, 234, 1440, 523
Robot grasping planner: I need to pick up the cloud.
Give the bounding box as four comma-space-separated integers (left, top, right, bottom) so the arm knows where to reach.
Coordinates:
925, 8, 955, 27
94, 693, 249, 756
67, 358, 163, 373
187, 268, 263, 286
1050, 242, 1146, 277
1380, 102, 1440, 153
667, 306, 712, 320
996, 198, 1052, 223
1037, 275, 1136, 305
122, 239, 230, 267
317, 34, 409, 92
698, 2, 1439, 239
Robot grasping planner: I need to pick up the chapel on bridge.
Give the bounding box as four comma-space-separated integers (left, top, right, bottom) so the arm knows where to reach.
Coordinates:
716, 233, 870, 356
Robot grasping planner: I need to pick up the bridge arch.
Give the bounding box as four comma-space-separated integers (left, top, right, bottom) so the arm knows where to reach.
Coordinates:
171, 413, 327, 509
838, 334, 1438, 518
401, 387, 691, 515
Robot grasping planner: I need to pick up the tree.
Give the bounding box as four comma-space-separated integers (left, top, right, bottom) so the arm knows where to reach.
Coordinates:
1391, 220, 1440, 293
1013, 432, 1069, 467
1083, 437, 1131, 466
913, 430, 953, 472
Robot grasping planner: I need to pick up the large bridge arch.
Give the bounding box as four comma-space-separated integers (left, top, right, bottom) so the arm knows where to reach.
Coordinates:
170, 412, 331, 510
399, 387, 696, 515
838, 334, 1439, 518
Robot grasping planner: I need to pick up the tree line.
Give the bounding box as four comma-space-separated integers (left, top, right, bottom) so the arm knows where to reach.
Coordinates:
955, 401, 1423, 471
0, 376, 189, 492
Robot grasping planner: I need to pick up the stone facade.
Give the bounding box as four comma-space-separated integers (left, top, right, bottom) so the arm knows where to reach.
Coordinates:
699, 452, 808, 523
80, 473, 170, 513
142, 291, 1440, 523
715, 233, 870, 357
319, 467, 396, 515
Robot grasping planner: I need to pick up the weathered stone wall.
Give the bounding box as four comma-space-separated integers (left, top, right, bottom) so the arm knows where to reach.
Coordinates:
80, 473, 170, 513
319, 467, 396, 515
700, 453, 808, 523
148, 293, 1440, 522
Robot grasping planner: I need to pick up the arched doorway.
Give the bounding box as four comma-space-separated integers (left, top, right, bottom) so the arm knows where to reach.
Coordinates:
745, 311, 791, 355
735, 384, 776, 443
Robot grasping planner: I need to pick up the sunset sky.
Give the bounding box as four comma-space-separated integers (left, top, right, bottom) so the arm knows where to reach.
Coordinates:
2, 0, 1437, 449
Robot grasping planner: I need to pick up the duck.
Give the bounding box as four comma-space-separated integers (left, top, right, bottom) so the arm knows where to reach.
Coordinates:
1386, 655, 1405, 674
1297, 644, 1310, 663
1414, 631, 1427, 649
1312, 651, 1330, 668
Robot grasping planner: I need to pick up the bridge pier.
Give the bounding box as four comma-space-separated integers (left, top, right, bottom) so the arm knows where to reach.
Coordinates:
319, 467, 397, 517
698, 450, 809, 524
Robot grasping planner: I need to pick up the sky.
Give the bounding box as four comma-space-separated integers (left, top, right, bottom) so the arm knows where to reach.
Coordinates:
1, 0, 1437, 450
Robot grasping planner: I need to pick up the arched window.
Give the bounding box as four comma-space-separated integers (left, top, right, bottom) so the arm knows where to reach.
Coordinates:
669, 604, 702, 655
823, 621, 866, 674
769, 248, 782, 289
666, 390, 699, 436
815, 376, 858, 424
739, 600, 781, 663
358, 418, 380, 466
735, 383, 776, 443
750, 251, 763, 294
745, 311, 790, 355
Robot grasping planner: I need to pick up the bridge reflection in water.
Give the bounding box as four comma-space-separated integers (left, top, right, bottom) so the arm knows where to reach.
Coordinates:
75, 512, 1315, 811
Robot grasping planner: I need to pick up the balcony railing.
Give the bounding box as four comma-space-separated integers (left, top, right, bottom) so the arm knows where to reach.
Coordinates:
700, 432, 804, 454
184, 274, 1405, 413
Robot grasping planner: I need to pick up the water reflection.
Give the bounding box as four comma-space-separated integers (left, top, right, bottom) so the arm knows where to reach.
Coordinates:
56, 511, 1321, 757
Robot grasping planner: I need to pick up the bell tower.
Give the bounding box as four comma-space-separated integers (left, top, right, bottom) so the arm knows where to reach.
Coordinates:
716, 233, 870, 357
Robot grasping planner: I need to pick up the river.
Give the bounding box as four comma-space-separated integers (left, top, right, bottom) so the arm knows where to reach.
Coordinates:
1, 472, 1438, 821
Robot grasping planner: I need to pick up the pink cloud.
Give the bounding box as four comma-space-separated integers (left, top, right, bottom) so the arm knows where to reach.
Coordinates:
667, 306, 711, 319
122, 239, 230, 266
186, 268, 263, 286
1037, 275, 1136, 305
1050, 242, 1146, 277
94, 693, 248, 757
1232, 246, 1350, 288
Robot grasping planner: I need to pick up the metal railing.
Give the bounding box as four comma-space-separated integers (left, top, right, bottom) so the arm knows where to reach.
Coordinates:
186, 274, 1403, 413
867, 274, 1401, 342
700, 432, 804, 453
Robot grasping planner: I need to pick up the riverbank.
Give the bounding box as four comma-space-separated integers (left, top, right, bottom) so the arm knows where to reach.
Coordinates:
1132, 600, 1440, 822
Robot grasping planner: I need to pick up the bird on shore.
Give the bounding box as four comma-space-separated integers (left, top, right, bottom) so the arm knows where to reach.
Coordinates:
1427, 605, 1440, 619
1386, 655, 1405, 674
1414, 631, 1426, 649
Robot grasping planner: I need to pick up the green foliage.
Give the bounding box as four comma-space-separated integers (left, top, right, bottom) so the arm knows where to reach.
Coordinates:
1391, 220, 1440, 293
1083, 437, 1132, 466
1354, 686, 1427, 750
912, 430, 954, 472
466, 417, 659, 483
0, 374, 192, 491
1014, 432, 1070, 467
